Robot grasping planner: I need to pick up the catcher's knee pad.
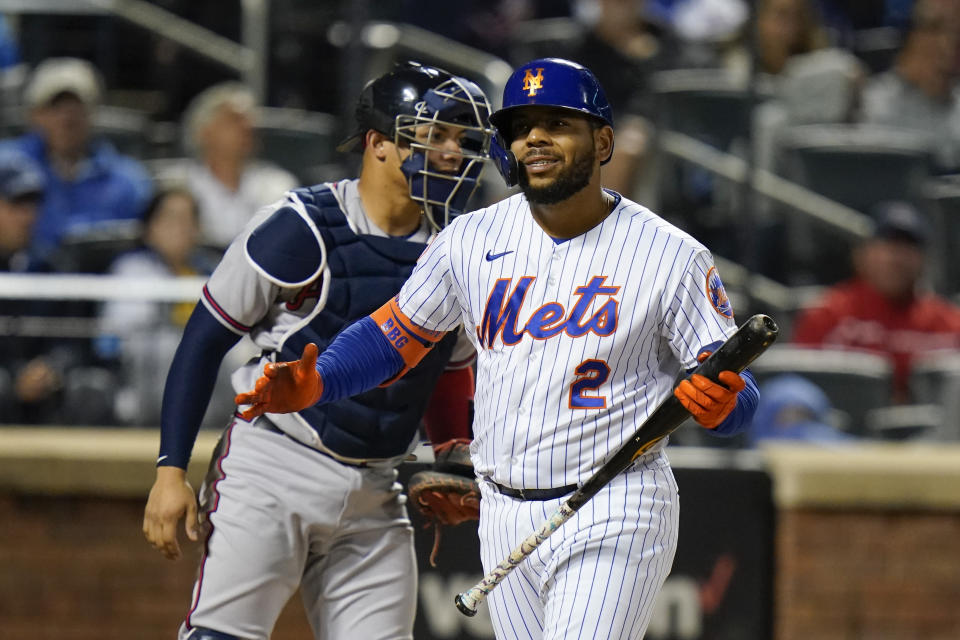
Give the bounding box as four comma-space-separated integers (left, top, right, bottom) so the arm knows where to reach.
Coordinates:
185, 628, 242, 640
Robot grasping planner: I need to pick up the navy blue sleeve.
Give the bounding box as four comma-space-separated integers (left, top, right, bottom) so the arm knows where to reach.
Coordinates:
315, 316, 405, 404
707, 368, 759, 437
157, 304, 242, 468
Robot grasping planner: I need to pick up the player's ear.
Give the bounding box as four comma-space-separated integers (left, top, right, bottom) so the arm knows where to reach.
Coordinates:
365, 130, 391, 160
595, 125, 614, 164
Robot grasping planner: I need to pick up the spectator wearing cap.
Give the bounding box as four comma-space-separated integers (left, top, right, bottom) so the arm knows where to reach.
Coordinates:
0, 150, 45, 271
0, 151, 95, 424
792, 201, 960, 401
154, 82, 297, 250
0, 57, 153, 258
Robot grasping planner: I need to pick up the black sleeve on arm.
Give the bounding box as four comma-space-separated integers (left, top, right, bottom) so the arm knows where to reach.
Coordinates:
157, 304, 242, 469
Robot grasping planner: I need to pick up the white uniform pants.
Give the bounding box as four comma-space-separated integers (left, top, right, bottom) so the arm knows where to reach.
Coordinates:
478, 452, 679, 640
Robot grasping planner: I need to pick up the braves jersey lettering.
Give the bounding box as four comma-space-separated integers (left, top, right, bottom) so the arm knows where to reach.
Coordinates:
285, 280, 323, 311
397, 191, 737, 490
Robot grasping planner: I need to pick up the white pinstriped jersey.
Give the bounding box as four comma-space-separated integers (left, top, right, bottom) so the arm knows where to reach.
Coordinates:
396, 190, 737, 489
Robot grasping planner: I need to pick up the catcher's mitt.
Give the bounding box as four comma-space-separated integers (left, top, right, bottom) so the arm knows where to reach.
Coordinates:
408, 439, 480, 566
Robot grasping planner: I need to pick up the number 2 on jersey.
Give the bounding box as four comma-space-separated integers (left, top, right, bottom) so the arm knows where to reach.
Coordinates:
569, 359, 610, 409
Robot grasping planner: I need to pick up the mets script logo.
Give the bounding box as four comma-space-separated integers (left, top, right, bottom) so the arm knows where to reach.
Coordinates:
522, 68, 544, 97
476, 276, 619, 348
706, 266, 734, 318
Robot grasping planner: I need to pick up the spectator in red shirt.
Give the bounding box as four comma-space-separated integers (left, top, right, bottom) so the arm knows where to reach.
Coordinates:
792, 201, 960, 401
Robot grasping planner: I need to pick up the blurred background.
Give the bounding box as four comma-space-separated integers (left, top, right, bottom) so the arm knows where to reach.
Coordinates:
0, 1, 959, 639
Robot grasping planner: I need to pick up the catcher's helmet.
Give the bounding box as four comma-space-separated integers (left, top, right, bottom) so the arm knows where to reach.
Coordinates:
337, 61, 451, 153
339, 61, 492, 229
488, 58, 614, 186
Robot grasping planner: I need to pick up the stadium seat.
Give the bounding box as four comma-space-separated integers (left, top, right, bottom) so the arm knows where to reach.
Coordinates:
93, 104, 154, 158
650, 68, 772, 249
255, 107, 342, 185
863, 404, 944, 441
63, 366, 119, 426
746, 345, 894, 437
909, 350, 960, 441
775, 124, 935, 284
776, 124, 934, 213
54, 221, 141, 274
652, 68, 769, 152
0, 63, 27, 110
923, 177, 960, 297
851, 27, 902, 74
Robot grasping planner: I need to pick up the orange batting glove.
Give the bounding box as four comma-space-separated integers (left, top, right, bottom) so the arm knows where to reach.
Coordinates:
234, 343, 324, 420
674, 351, 746, 429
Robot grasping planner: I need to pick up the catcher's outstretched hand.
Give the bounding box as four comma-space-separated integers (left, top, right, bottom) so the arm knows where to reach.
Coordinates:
235, 343, 323, 420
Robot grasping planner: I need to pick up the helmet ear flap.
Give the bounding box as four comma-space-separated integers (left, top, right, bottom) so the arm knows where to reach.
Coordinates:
489, 134, 519, 187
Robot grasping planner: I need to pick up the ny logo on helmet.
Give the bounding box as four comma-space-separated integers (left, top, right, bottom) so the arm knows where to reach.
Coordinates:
522, 68, 544, 97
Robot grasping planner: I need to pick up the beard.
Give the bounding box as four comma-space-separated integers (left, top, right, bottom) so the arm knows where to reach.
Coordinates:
519, 145, 596, 205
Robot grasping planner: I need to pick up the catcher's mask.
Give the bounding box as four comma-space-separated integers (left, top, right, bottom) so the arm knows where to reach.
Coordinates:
395, 75, 493, 230
488, 58, 614, 187
339, 62, 493, 230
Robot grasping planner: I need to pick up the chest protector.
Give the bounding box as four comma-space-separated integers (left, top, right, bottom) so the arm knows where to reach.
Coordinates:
255, 185, 455, 459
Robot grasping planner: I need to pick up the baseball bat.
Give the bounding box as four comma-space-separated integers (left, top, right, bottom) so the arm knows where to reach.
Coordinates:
455, 313, 779, 616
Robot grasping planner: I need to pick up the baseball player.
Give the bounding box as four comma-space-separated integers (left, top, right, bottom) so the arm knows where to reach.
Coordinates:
142, 62, 493, 640
236, 58, 760, 639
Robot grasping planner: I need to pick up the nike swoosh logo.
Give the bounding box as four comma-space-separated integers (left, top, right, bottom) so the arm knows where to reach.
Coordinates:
156, 455, 168, 464
485, 249, 514, 261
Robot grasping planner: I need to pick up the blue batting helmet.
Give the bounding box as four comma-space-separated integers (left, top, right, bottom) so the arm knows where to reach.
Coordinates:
488, 58, 614, 186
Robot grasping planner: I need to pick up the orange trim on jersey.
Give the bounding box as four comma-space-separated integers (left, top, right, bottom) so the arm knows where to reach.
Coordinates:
370, 297, 445, 386
567, 358, 610, 409
561, 275, 620, 339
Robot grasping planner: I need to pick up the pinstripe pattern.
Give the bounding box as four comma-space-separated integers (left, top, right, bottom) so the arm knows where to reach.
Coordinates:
397, 191, 736, 491
477, 452, 679, 639
397, 190, 733, 638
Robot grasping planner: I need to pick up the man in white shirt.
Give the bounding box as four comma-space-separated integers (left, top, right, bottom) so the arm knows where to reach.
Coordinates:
160, 82, 298, 249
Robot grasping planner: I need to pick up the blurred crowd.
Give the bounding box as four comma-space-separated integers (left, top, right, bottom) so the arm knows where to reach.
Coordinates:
0, 0, 959, 445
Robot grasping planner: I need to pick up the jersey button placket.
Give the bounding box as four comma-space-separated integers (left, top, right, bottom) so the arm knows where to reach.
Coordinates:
547, 263, 561, 288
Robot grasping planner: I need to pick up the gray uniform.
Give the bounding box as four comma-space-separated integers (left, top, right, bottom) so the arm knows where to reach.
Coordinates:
180, 179, 470, 640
